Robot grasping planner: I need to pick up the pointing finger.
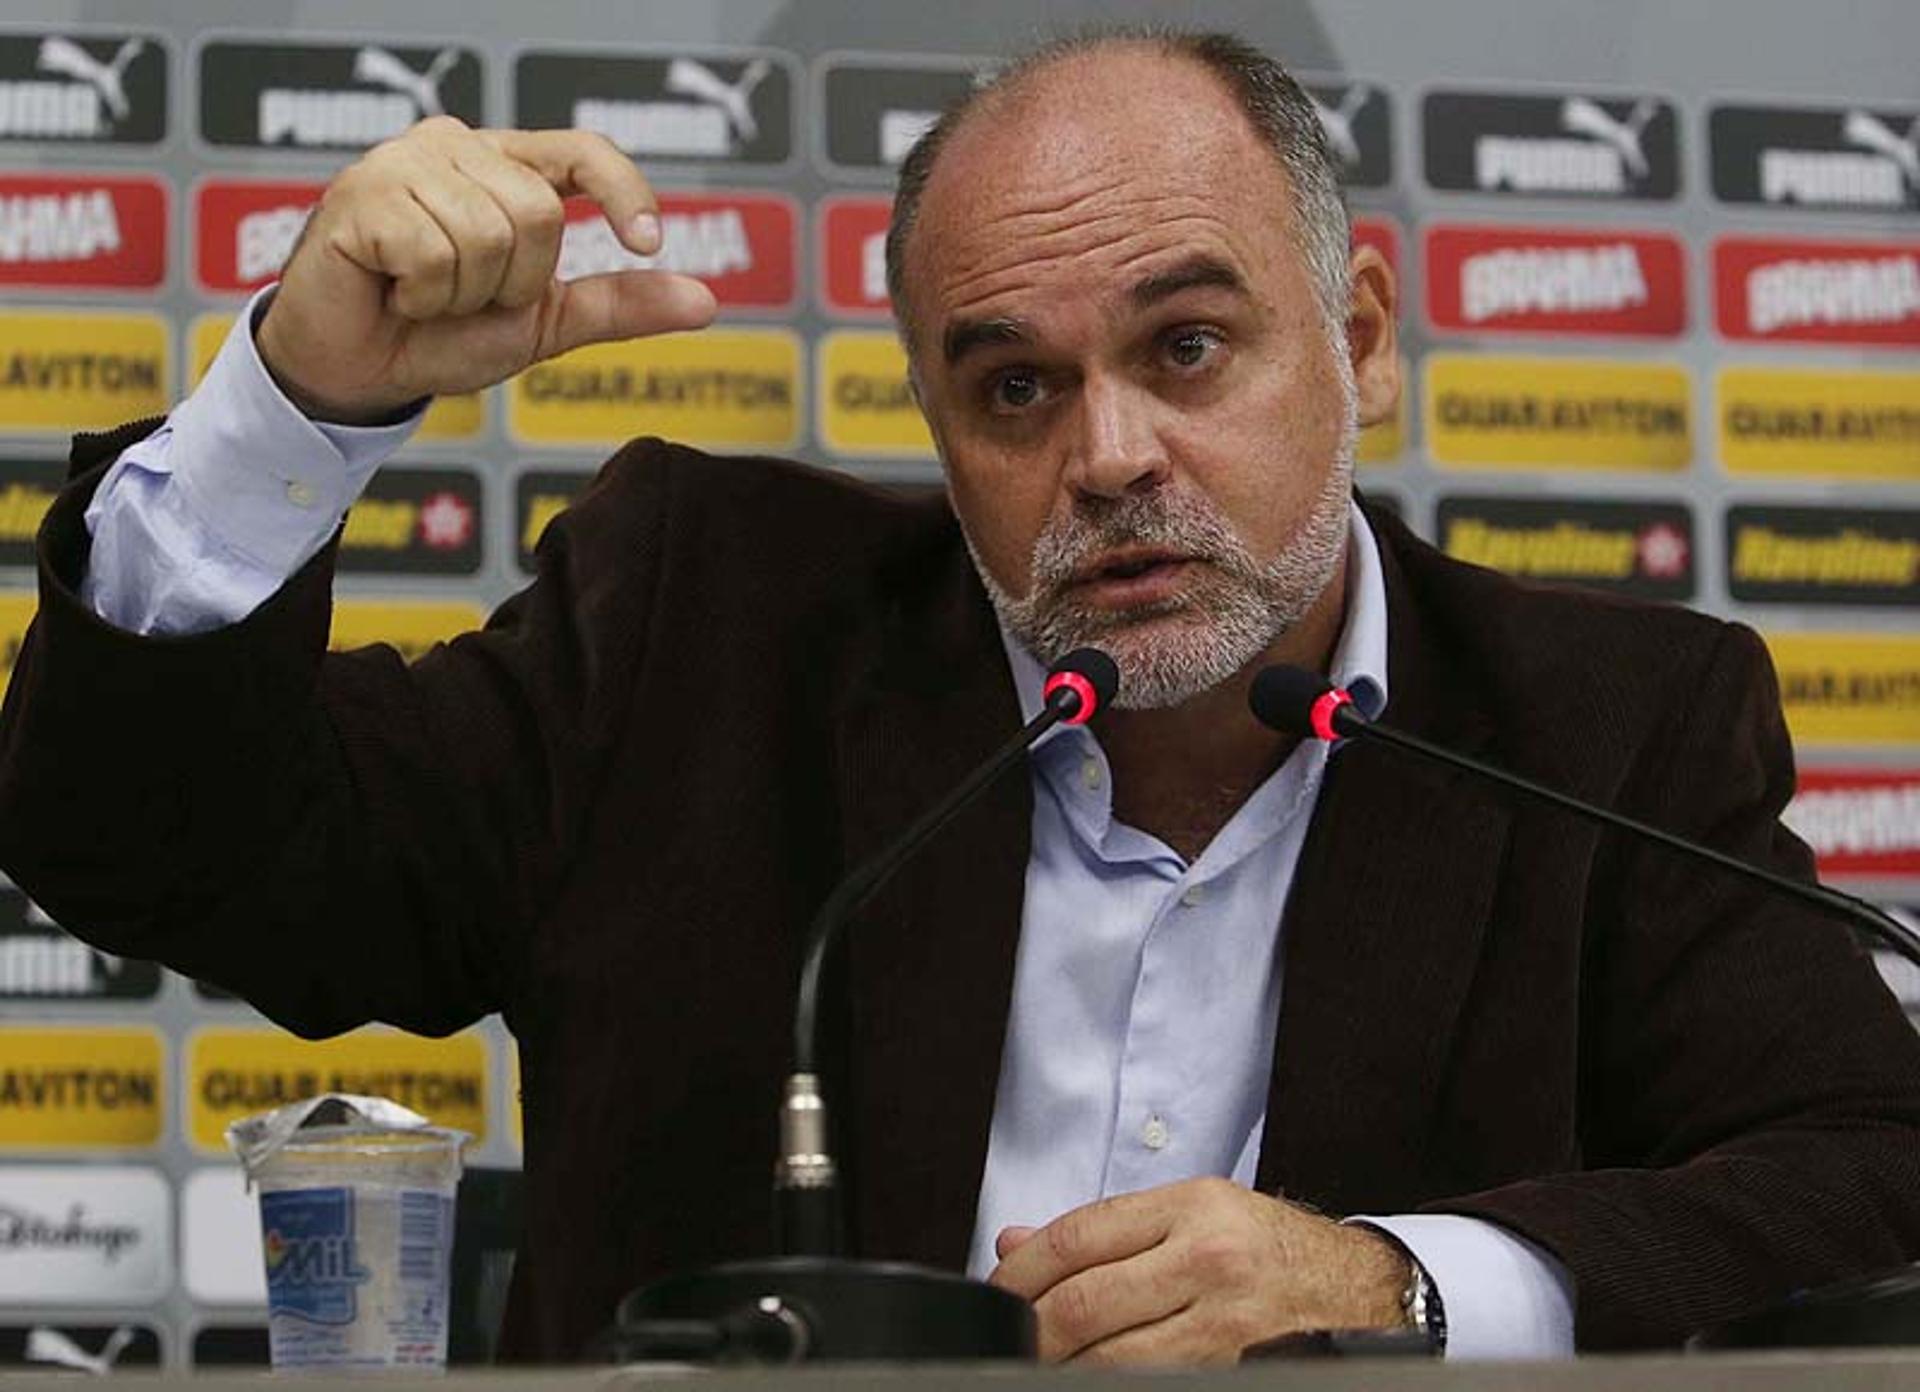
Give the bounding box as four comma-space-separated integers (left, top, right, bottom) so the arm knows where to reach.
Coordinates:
482, 128, 663, 256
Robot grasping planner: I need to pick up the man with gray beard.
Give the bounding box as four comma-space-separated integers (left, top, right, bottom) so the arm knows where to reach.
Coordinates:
3, 28, 1918, 1366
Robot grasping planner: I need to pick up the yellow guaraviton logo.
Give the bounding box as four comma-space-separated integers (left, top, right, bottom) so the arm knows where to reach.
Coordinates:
1424, 354, 1692, 471
0, 1027, 165, 1149
187, 1026, 490, 1153
190, 315, 484, 441
816, 331, 933, 457
1718, 367, 1920, 479
0, 592, 38, 700
509, 329, 802, 449
329, 600, 485, 663
1766, 633, 1920, 745
0, 312, 169, 431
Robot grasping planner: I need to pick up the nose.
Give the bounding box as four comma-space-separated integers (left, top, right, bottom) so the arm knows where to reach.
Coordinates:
1066, 372, 1170, 500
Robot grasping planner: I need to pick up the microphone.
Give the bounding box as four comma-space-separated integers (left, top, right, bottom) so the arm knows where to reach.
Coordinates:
780, 646, 1118, 1253
609, 646, 1117, 1364
1249, 664, 1920, 972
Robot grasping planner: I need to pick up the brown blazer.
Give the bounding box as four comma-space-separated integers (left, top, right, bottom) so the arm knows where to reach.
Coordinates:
2, 423, 1917, 1359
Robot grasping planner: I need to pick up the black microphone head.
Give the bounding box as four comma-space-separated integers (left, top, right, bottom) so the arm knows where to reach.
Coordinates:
1042, 647, 1120, 725
1249, 664, 1339, 739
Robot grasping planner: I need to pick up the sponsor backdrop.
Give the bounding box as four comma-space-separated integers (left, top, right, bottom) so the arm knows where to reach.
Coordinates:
0, 0, 1915, 1370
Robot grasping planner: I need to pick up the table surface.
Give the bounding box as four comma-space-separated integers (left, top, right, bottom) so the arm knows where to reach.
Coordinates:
14, 1351, 1920, 1390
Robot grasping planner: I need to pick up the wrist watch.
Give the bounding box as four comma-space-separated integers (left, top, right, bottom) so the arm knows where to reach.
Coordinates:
1401, 1254, 1449, 1354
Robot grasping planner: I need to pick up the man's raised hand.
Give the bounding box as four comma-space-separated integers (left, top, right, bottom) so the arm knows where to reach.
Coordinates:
256, 117, 718, 423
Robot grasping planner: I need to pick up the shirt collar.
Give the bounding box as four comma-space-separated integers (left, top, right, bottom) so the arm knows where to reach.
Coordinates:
1000, 499, 1392, 727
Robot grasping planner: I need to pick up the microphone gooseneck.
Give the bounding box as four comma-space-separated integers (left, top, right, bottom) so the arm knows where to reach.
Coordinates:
1250, 663, 1920, 972
777, 646, 1118, 1255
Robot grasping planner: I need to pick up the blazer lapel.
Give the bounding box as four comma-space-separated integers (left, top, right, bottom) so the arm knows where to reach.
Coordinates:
1255, 518, 1512, 1214
829, 535, 1031, 1271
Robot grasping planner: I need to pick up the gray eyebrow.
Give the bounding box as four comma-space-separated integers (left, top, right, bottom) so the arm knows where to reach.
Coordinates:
942, 315, 1030, 367
1130, 256, 1248, 309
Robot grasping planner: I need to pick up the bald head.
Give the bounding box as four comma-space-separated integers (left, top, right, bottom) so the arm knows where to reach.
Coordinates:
883, 30, 1350, 360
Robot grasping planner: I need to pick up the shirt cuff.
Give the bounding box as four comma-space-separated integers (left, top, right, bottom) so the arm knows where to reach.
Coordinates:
164, 284, 424, 575
1350, 1213, 1575, 1360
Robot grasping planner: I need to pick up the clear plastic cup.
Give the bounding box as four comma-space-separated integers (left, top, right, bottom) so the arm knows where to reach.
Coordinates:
245, 1118, 466, 1372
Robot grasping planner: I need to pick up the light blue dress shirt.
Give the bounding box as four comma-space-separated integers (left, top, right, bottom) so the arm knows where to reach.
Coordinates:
82, 290, 1575, 1358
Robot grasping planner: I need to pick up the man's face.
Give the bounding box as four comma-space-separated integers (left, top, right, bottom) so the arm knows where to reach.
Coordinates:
903, 50, 1384, 709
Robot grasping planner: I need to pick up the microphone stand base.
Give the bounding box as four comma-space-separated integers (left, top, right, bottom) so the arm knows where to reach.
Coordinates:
611, 1255, 1036, 1364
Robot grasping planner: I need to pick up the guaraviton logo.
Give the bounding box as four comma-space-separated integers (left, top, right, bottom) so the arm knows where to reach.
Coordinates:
556, 192, 795, 308
1426, 224, 1684, 337
0, 313, 168, 431
1767, 633, 1920, 746
1717, 366, 1920, 479
1424, 354, 1692, 470
0, 174, 166, 290
1714, 236, 1920, 347
1303, 79, 1392, 190
195, 180, 324, 294
1727, 505, 1919, 607
198, 39, 483, 151
0, 32, 166, 144
1786, 769, 1920, 879
817, 330, 931, 458
1711, 102, 1920, 212
818, 55, 989, 174
517, 48, 793, 166
1424, 89, 1679, 200
1438, 496, 1693, 599
509, 329, 802, 449
187, 1027, 489, 1152
0, 1029, 163, 1149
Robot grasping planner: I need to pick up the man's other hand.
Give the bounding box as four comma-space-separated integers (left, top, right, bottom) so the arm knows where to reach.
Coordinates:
989, 1177, 1410, 1365
257, 118, 719, 423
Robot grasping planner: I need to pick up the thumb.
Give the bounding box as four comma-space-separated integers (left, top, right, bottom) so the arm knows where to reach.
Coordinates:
995, 1225, 1039, 1261
538, 269, 719, 359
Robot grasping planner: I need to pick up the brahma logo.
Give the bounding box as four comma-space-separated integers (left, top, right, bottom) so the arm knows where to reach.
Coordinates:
1727, 506, 1920, 607
1425, 90, 1679, 200
1712, 103, 1920, 212
819, 56, 989, 173
195, 181, 326, 294
819, 196, 893, 317
517, 49, 793, 166
554, 192, 795, 308
198, 41, 483, 151
1427, 225, 1685, 337
1437, 496, 1693, 599
1786, 770, 1920, 878
1303, 80, 1393, 189
0, 33, 166, 143
0, 175, 167, 289
1715, 237, 1920, 347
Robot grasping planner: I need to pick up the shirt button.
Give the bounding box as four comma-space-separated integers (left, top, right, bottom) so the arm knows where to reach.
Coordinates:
1080, 757, 1103, 791
1141, 1116, 1170, 1151
1179, 885, 1206, 908
286, 480, 317, 508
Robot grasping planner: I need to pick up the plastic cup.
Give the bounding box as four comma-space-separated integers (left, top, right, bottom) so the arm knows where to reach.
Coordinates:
250, 1124, 466, 1373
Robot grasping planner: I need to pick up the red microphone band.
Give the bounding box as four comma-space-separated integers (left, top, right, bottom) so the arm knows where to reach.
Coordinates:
1043, 670, 1100, 726
1309, 687, 1354, 743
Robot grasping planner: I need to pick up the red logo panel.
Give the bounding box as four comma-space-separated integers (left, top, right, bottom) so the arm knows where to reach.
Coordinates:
1351, 215, 1400, 280
0, 174, 168, 289
195, 180, 326, 294
560, 191, 795, 310
1715, 236, 1920, 348
1788, 769, 1920, 879
1426, 224, 1686, 337
820, 195, 893, 317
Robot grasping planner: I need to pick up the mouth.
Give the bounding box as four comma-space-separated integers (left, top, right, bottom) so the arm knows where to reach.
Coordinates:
1067, 549, 1201, 607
